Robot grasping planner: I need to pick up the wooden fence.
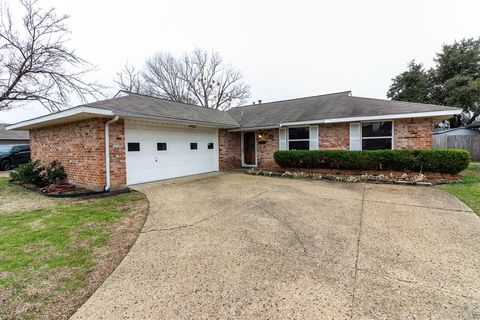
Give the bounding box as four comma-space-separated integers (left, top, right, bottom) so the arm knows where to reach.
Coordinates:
433, 135, 480, 161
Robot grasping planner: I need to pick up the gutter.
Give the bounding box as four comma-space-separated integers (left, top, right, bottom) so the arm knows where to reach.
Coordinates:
279, 110, 462, 127
228, 125, 279, 132
105, 116, 119, 191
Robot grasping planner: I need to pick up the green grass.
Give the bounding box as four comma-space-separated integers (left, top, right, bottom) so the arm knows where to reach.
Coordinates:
438, 162, 480, 216
0, 177, 148, 319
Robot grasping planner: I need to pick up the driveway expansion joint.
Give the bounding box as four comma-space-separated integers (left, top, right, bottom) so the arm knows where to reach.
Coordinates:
350, 183, 366, 319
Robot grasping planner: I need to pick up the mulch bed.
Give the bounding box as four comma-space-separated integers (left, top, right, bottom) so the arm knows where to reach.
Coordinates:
9, 180, 129, 199
279, 167, 460, 180
247, 168, 461, 186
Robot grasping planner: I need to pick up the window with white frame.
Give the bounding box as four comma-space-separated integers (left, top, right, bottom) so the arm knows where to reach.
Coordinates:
288, 127, 310, 150
361, 121, 393, 150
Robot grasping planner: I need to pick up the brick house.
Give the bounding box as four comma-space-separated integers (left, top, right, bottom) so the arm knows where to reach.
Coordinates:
7, 91, 461, 190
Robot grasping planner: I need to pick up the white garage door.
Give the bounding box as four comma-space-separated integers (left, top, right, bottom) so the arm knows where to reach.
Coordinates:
125, 121, 219, 185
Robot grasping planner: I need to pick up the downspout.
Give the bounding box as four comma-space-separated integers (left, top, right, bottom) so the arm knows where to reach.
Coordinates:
105, 116, 119, 191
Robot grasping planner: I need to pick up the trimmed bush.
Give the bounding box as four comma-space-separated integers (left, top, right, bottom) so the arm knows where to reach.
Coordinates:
273, 149, 471, 174
9, 160, 46, 186
44, 160, 67, 184
10, 160, 67, 187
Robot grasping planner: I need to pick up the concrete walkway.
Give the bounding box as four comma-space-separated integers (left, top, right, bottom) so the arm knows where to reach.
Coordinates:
72, 172, 480, 319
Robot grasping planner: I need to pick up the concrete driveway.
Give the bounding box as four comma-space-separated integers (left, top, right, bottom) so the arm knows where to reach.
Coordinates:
72, 172, 480, 319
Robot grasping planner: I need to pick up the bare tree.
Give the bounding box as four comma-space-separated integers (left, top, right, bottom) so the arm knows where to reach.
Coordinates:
114, 63, 144, 93
142, 49, 250, 110
0, 0, 102, 113
142, 53, 194, 103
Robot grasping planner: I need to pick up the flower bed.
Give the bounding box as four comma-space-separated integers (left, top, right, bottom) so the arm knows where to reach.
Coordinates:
246, 168, 461, 186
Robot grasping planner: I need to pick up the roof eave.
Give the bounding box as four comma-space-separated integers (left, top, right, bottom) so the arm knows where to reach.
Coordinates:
228, 125, 279, 132
6, 106, 240, 131
6, 106, 115, 131
0, 137, 30, 140
279, 110, 462, 127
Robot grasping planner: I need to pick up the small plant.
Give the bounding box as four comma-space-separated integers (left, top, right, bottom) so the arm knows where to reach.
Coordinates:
44, 160, 67, 184
10, 160, 67, 187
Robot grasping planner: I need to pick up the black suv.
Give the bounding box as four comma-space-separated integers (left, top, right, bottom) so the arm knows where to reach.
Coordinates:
0, 144, 31, 170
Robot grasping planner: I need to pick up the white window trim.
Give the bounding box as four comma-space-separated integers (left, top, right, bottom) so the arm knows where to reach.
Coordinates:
360, 120, 395, 150
287, 126, 311, 150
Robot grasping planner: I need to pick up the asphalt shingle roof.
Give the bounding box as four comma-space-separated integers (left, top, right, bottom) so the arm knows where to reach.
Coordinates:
84, 93, 239, 127
227, 91, 460, 128
0, 123, 29, 140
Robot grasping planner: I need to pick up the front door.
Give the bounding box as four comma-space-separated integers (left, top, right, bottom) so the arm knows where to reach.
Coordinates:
243, 132, 256, 166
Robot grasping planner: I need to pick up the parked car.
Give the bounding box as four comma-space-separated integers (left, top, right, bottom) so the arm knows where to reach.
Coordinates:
0, 144, 31, 170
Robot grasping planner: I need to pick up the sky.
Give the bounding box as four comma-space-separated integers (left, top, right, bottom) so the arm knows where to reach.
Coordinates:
1, 0, 479, 123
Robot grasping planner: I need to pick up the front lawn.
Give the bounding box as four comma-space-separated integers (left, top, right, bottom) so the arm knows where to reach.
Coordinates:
0, 178, 149, 319
438, 162, 480, 216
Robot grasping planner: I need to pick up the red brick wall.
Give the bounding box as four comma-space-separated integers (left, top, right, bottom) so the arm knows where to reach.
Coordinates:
319, 123, 350, 149
394, 118, 433, 149
219, 129, 241, 169
256, 129, 279, 169
108, 120, 126, 188
30, 118, 126, 190
316, 119, 433, 150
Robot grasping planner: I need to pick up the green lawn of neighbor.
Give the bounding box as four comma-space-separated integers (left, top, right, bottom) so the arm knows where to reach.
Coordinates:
438, 162, 480, 216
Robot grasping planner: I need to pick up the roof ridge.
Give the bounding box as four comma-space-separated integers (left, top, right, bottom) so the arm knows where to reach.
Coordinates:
229, 91, 352, 111
347, 95, 460, 110
115, 90, 228, 112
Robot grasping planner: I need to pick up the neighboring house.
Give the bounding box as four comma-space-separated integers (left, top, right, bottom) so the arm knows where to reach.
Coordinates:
433, 128, 480, 136
7, 91, 461, 190
0, 123, 29, 145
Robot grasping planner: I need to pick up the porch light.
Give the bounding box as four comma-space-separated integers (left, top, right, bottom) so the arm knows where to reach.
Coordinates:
257, 133, 266, 144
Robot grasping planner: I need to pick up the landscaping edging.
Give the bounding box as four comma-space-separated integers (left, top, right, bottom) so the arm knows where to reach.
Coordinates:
246, 168, 461, 186
9, 180, 130, 199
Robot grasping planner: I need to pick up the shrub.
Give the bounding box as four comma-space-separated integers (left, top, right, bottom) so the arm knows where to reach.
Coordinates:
10, 160, 46, 186
45, 160, 67, 184
10, 160, 68, 187
273, 149, 471, 174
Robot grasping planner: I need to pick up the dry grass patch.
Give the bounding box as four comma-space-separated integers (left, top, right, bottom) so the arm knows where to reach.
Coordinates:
0, 179, 56, 214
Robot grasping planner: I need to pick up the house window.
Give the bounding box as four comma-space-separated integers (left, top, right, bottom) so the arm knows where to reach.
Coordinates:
128, 142, 140, 152
207, 143, 214, 149
288, 127, 310, 150
190, 143, 198, 150
361, 121, 393, 150
157, 142, 167, 151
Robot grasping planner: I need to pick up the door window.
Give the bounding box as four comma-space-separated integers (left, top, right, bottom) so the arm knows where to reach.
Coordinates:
128, 143, 140, 152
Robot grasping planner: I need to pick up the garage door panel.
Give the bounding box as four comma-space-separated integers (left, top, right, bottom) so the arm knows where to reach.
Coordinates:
125, 122, 218, 185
